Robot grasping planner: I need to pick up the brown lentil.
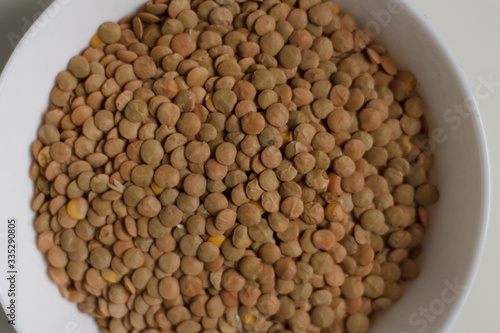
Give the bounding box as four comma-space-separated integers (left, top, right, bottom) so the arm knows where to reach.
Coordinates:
32, 2, 439, 332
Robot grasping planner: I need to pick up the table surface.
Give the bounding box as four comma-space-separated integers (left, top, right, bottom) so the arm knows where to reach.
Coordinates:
0, 0, 498, 332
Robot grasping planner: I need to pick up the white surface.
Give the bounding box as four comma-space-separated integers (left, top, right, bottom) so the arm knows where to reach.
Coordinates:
0, 0, 496, 332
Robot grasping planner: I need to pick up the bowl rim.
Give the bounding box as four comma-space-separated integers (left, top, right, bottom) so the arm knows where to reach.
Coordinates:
402, 1, 491, 332
0, 0, 491, 332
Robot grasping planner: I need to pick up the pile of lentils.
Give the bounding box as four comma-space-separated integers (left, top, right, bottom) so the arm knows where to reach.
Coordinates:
30, 0, 440, 332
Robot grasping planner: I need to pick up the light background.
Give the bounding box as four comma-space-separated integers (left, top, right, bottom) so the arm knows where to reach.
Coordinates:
0, 0, 498, 332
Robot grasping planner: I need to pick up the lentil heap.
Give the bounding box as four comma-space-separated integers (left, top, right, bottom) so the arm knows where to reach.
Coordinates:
31, 0, 439, 332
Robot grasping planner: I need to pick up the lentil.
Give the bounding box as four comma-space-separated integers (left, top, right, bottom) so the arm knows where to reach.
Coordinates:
32, 2, 439, 332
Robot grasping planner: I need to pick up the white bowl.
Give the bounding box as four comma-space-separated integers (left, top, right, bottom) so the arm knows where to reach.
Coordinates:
0, 0, 490, 332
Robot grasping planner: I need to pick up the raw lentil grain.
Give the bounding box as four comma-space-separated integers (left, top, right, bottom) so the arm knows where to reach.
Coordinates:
32, 2, 439, 332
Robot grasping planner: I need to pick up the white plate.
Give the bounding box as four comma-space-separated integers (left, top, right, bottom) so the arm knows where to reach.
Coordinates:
0, 0, 490, 332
